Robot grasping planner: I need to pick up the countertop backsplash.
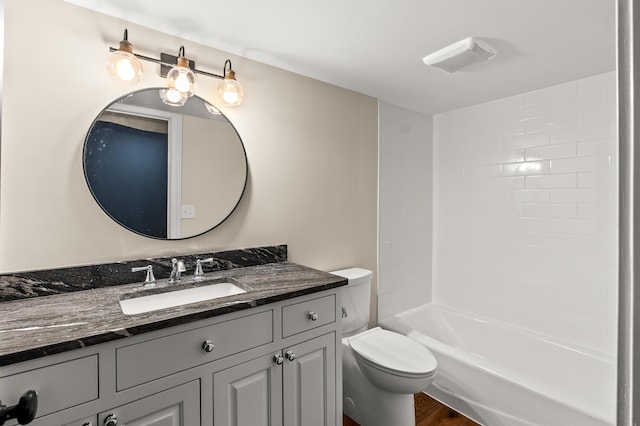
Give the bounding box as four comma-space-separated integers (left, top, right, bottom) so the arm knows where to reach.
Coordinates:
0, 245, 287, 303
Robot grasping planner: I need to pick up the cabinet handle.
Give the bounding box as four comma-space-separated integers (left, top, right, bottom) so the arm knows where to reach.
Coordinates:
307, 311, 318, 321
104, 414, 118, 426
285, 351, 296, 361
82, 423, 94, 426
0, 389, 38, 426
273, 354, 284, 365
202, 340, 215, 353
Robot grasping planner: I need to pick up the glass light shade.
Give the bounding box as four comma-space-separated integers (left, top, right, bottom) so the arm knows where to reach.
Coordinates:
204, 102, 222, 115
218, 77, 244, 106
107, 50, 143, 84
159, 88, 187, 106
166, 64, 196, 97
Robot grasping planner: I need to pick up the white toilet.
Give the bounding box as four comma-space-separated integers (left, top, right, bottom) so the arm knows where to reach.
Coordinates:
331, 268, 437, 426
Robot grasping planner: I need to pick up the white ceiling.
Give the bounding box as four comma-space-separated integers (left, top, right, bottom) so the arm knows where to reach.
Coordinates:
66, 0, 616, 115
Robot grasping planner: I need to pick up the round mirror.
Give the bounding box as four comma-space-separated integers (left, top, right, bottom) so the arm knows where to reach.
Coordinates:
83, 88, 248, 240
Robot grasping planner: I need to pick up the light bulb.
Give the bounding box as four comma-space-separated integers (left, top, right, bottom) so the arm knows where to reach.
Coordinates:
106, 30, 142, 84
160, 88, 187, 106
116, 56, 136, 81
175, 70, 192, 93
222, 84, 240, 105
107, 51, 143, 84
166, 53, 196, 97
218, 67, 244, 106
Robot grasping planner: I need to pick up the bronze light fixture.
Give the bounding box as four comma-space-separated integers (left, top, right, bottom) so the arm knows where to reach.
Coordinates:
107, 29, 244, 106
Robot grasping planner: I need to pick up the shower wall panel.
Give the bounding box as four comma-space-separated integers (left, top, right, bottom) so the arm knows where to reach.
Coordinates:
432, 72, 617, 354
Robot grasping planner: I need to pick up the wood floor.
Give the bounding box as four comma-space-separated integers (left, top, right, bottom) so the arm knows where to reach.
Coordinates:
343, 393, 479, 426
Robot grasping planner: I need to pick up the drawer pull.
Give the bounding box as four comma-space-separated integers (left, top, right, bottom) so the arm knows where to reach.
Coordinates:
273, 354, 284, 365
285, 351, 296, 361
307, 311, 318, 321
202, 340, 215, 353
104, 414, 118, 426
0, 389, 38, 426
82, 423, 94, 426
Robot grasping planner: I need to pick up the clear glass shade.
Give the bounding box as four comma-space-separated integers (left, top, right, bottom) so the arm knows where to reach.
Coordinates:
159, 88, 188, 106
166, 66, 196, 97
218, 78, 244, 106
106, 51, 143, 84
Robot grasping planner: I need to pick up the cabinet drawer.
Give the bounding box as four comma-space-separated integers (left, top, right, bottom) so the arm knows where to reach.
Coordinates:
0, 355, 98, 419
116, 310, 273, 390
282, 294, 336, 337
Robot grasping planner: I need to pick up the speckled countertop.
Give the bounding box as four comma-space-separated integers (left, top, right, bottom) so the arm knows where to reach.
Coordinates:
0, 262, 346, 367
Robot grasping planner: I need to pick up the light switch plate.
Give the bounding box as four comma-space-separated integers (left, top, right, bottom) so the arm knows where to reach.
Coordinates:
181, 205, 195, 219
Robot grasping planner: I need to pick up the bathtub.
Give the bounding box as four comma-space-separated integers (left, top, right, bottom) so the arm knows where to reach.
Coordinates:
380, 303, 616, 426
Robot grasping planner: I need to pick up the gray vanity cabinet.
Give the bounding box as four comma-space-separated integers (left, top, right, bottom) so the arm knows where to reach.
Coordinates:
97, 380, 200, 426
213, 352, 283, 425
63, 381, 199, 426
0, 289, 341, 426
283, 332, 336, 426
212, 332, 336, 426
63, 417, 97, 426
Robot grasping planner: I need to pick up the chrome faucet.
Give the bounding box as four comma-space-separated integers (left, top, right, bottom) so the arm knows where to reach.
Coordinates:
131, 265, 156, 284
194, 257, 214, 277
169, 258, 186, 283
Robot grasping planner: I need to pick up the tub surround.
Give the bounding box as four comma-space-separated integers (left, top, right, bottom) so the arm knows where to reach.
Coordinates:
0, 246, 347, 367
0, 245, 286, 302
432, 72, 617, 353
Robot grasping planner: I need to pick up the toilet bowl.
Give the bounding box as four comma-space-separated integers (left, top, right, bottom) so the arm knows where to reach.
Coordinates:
348, 327, 436, 394
331, 268, 438, 426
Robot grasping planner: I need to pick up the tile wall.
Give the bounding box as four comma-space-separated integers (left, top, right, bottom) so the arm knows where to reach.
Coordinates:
378, 101, 433, 321
433, 72, 617, 354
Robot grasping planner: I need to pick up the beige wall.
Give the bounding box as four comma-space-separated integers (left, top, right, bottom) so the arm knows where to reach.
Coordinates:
181, 115, 246, 237
0, 0, 378, 280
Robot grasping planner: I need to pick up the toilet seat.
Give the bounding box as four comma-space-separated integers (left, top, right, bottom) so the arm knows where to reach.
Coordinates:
348, 327, 437, 377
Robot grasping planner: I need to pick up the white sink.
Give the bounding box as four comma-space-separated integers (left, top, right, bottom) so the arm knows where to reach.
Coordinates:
119, 282, 247, 315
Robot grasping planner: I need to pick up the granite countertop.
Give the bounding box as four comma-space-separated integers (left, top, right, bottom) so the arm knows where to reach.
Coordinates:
0, 262, 347, 367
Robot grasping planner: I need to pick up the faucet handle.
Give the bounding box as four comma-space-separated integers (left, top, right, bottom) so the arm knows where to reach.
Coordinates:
195, 258, 214, 276
171, 258, 186, 272
131, 265, 155, 284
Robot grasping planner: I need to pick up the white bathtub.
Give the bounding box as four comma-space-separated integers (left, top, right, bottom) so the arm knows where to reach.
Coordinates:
380, 303, 616, 426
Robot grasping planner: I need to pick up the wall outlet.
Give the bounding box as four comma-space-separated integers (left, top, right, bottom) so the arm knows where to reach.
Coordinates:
181, 205, 195, 219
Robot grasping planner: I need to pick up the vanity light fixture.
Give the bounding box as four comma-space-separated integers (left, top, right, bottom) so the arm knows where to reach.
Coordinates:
218, 60, 244, 106
107, 29, 244, 106
106, 29, 143, 84
165, 46, 196, 98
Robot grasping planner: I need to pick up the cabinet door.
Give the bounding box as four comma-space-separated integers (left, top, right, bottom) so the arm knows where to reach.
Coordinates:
213, 354, 283, 426
283, 333, 336, 426
98, 380, 199, 426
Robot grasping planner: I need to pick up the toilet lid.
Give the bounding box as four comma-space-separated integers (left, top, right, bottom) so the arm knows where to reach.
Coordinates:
349, 327, 437, 375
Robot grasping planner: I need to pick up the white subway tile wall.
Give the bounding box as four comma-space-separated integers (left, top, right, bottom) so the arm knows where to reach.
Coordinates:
433, 72, 617, 354
378, 101, 434, 321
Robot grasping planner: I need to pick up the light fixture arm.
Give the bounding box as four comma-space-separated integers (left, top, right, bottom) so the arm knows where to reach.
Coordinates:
107, 46, 226, 80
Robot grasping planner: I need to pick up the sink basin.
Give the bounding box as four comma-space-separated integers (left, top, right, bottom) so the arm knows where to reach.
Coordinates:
119, 281, 248, 315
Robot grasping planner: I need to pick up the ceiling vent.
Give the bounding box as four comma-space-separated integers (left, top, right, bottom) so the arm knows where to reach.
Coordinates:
423, 37, 497, 73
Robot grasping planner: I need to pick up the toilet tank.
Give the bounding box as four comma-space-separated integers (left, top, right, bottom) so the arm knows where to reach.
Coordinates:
330, 268, 372, 336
